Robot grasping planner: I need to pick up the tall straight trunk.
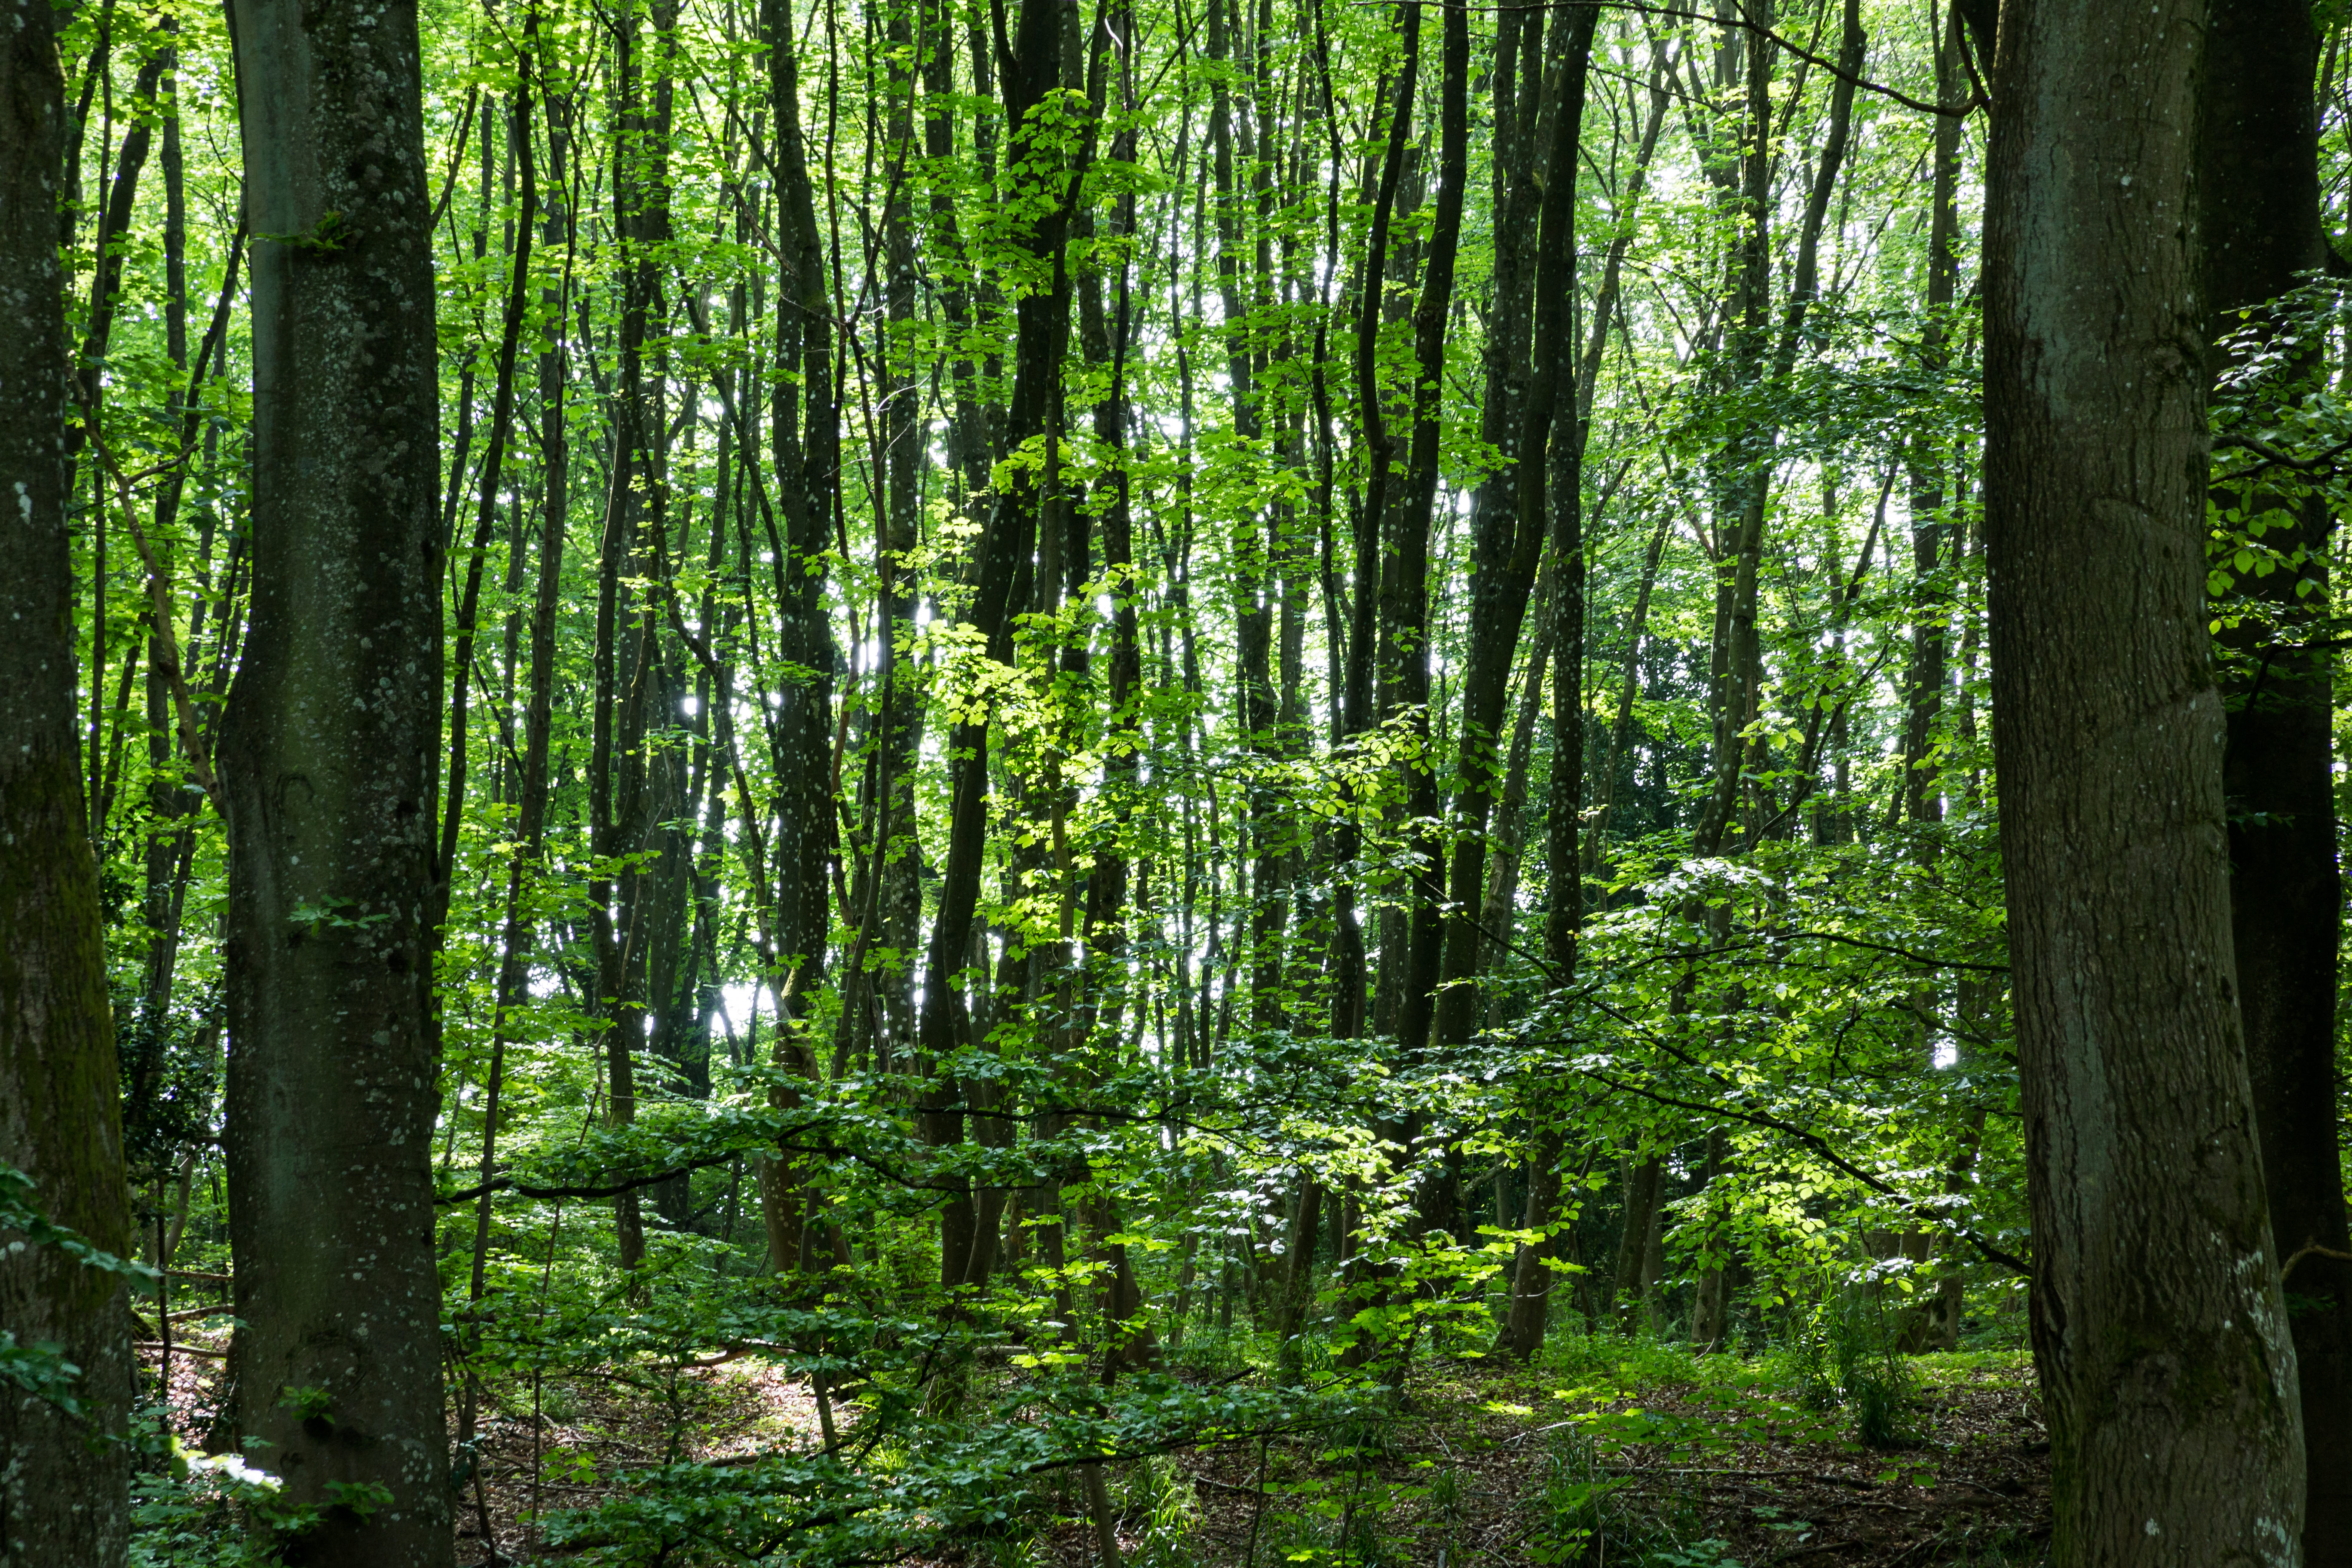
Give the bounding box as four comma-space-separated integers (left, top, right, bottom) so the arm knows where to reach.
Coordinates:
873, 0, 926, 1074
1375, 0, 1467, 1073
754, 0, 839, 1274
1332, 16, 1416, 1051
0, 1, 134, 1555
1436, 6, 1596, 1056
1488, 9, 1602, 1364
2203, 2, 2352, 1556
139, 27, 191, 1035
1329, 24, 1415, 1366
1984, 0, 2306, 1553
437, 78, 540, 917
466, 68, 560, 1318
593, 0, 662, 1277
1689, 16, 1774, 862
1206, 0, 1286, 1032
912, 0, 1082, 1300
218, 0, 453, 1552
1366, 0, 1468, 1287
1899, 7, 1962, 828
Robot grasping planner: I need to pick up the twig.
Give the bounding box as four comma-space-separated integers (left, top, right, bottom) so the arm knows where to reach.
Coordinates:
435, 1148, 747, 1206
2282, 1236, 2352, 1280
135, 1341, 227, 1360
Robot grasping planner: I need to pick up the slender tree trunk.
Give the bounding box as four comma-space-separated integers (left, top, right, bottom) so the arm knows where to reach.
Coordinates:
1486, 9, 1600, 1364
1606, 1156, 1662, 1331
139, 29, 191, 1036
1436, 6, 1596, 1059
754, 0, 839, 1275
1984, 0, 2306, 1553
1376, 0, 1467, 1078
219, 0, 454, 1550
466, 67, 559, 1317
1330, 29, 1415, 1366
913, 0, 1082, 1303
0, 3, 134, 1555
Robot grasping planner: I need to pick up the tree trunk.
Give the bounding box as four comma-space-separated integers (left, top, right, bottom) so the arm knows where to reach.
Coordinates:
2202, 3, 2352, 1557
754, 0, 839, 1276
1328, 27, 1416, 1367
914, 0, 1079, 1298
1984, 0, 2306, 1553
1481, 8, 1600, 1365
1375, 0, 1467, 1072
0, 2, 134, 1555
466, 70, 559, 1314
1435, 3, 1596, 1056
1606, 1155, 1662, 1331
218, 0, 454, 1551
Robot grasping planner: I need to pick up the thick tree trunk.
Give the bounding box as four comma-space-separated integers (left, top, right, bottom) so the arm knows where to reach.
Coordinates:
1984, 0, 2306, 1554
2202, 4, 2352, 1557
0, 3, 134, 1556
219, 0, 453, 1553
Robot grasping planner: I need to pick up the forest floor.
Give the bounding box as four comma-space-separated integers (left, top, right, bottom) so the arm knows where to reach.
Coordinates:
143, 1323, 2047, 1566
1107, 1345, 2051, 1568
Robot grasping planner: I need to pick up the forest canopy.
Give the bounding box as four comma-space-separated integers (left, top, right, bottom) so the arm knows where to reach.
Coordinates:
2, 0, 2348, 1563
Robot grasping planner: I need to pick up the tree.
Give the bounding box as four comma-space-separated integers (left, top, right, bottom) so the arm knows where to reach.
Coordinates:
217, 0, 453, 1554
1983, 0, 2306, 1554
1, 0, 135, 1556
2202, 2, 2352, 1556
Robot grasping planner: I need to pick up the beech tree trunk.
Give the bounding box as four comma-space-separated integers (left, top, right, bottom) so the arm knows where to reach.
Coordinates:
217, 0, 453, 1557
1, 3, 135, 1557
1983, 1, 2305, 1556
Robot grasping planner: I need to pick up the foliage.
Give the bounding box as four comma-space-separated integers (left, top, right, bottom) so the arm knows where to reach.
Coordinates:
40, 0, 2337, 1556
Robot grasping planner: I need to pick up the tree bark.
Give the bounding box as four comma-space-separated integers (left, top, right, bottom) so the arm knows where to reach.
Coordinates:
914, 0, 1078, 1298
2202, 3, 2352, 1557
1, 0, 134, 1555
219, 0, 454, 1551
1606, 1155, 1662, 1331
754, 0, 839, 1275
1436, 4, 1596, 1057
1984, 0, 2306, 1554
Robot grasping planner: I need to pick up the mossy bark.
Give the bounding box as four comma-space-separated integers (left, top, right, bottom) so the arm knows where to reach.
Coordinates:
0, 0, 135, 1559
218, 0, 453, 1559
